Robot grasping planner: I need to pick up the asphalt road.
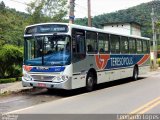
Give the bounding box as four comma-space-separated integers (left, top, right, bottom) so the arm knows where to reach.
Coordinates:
6, 70, 160, 115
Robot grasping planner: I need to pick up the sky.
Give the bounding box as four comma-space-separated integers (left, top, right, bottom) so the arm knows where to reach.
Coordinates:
1, 0, 153, 18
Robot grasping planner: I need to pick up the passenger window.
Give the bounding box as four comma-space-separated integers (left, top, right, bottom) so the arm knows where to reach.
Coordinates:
98, 33, 109, 53
137, 39, 142, 53
121, 36, 129, 53
110, 35, 120, 53
86, 31, 97, 54
142, 40, 148, 53
147, 41, 150, 53
129, 38, 136, 54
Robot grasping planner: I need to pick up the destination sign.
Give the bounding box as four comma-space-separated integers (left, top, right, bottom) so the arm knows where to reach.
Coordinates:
25, 24, 68, 34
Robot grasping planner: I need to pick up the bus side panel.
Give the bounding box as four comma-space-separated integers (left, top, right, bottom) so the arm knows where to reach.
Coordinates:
97, 71, 110, 84
72, 58, 87, 89
72, 55, 98, 89
97, 68, 133, 84
137, 54, 150, 75
96, 54, 150, 83
139, 66, 150, 75
72, 53, 150, 89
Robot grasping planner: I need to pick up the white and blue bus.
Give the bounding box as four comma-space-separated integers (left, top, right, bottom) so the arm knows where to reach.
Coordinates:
22, 23, 150, 91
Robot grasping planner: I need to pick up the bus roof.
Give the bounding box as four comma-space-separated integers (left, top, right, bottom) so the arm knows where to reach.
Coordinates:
25, 22, 150, 40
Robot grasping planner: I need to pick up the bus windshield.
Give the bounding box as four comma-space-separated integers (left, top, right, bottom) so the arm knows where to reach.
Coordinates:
24, 35, 71, 66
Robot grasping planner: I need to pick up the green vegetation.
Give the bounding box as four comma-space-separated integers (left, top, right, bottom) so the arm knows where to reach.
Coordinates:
26, 0, 67, 24
0, 77, 21, 84
0, 45, 23, 78
0, 1, 27, 47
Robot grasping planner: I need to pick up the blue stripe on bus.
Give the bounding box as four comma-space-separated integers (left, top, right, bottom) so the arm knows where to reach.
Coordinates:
30, 66, 65, 72
105, 55, 147, 69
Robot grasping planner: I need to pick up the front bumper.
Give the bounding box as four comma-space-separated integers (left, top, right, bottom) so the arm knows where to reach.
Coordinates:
22, 77, 72, 90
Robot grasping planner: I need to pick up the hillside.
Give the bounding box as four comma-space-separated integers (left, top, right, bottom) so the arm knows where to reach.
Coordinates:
75, 0, 160, 37
0, 1, 29, 46
0, 0, 67, 46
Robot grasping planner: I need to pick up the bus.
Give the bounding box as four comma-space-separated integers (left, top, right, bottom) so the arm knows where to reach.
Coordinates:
22, 23, 150, 91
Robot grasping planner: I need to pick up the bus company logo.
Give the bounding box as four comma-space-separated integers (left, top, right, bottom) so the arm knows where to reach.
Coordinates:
110, 57, 133, 67
95, 55, 110, 70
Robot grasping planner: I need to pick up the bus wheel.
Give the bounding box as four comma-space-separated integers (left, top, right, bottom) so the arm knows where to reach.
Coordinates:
133, 67, 138, 80
86, 73, 95, 92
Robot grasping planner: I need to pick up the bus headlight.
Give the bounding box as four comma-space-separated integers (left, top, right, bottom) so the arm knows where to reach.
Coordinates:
61, 75, 69, 81
52, 75, 69, 82
23, 73, 32, 81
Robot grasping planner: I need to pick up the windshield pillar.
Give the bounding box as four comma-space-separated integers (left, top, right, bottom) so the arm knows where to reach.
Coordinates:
42, 37, 44, 65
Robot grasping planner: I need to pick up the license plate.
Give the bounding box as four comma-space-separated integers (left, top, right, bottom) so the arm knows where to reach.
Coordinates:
38, 83, 46, 87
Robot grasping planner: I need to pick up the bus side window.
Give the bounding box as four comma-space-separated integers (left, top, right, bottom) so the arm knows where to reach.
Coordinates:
147, 41, 150, 53
86, 31, 97, 54
121, 36, 129, 54
142, 40, 148, 53
137, 39, 142, 54
129, 38, 136, 54
98, 33, 109, 54
110, 35, 120, 53
87, 45, 93, 52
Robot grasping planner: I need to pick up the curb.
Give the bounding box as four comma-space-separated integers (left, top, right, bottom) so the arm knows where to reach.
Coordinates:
0, 82, 32, 95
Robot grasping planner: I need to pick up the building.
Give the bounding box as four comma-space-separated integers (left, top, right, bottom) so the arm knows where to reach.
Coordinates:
101, 22, 141, 36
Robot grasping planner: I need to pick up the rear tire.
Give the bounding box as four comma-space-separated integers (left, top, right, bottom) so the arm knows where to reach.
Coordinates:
133, 67, 138, 80
86, 73, 95, 92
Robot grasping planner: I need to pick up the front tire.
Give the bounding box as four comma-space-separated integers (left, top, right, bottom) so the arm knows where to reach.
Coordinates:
86, 73, 95, 92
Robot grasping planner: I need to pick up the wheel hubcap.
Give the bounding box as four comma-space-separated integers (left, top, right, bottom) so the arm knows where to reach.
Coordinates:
88, 77, 93, 87
135, 70, 138, 79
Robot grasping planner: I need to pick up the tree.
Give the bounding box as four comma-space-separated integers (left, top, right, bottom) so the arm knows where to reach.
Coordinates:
0, 1, 7, 46
0, 1, 5, 13
157, 22, 160, 52
0, 45, 23, 78
26, 0, 67, 24
0, 2, 27, 46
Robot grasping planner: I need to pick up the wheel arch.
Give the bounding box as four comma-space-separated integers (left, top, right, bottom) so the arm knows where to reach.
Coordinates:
87, 68, 97, 84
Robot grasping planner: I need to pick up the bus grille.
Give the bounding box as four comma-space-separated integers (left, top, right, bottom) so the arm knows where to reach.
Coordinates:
31, 75, 54, 82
